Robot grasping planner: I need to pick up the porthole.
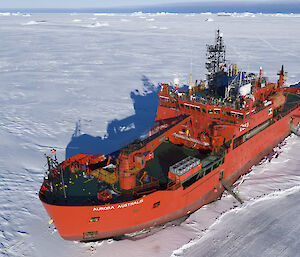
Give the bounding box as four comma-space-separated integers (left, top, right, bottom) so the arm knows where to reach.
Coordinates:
153, 201, 160, 208
89, 217, 100, 223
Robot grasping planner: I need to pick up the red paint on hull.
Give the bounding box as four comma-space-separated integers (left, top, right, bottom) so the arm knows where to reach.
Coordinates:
41, 106, 299, 241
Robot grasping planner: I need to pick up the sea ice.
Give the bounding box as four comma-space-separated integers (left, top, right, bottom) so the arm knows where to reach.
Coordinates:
0, 12, 299, 257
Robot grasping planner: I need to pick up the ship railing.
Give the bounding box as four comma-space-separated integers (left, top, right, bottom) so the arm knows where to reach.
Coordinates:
39, 182, 48, 197
181, 155, 224, 190
132, 177, 160, 196
285, 101, 300, 114
175, 94, 237, 110
166, 181, 181, 191
276, 102, 300, 121
121, 115, 188, 154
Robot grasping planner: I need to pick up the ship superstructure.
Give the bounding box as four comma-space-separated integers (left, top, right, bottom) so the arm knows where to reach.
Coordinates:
39, 31, 300, 241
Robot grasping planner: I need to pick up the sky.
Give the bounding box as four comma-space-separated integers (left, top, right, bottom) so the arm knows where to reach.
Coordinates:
0, 0, 292, 9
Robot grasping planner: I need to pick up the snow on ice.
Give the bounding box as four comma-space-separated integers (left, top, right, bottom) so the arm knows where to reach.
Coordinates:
0, 12, 299, 257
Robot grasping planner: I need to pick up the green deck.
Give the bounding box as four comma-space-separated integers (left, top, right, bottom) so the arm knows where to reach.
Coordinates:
42, 141, 211, 206
52, 167, 101, 205
282, 93, 300, 112
143, 141, 208, 184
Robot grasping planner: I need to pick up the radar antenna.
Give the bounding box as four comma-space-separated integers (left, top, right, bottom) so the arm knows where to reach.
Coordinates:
206, 29, 227, 96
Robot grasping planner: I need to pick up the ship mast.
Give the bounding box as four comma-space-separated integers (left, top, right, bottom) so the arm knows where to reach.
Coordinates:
206, 29, 226, 96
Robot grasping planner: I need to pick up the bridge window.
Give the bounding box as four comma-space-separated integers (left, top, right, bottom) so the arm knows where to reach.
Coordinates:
202, 108, 206, 113
215, 109, 220, 114
208, 109, 213, 114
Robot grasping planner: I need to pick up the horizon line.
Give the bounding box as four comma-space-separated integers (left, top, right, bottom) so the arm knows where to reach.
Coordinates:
1, 1, 300, 14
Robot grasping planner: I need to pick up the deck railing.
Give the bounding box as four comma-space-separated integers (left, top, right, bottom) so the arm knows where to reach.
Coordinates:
166, 181, 181, 191
132, 177, 160, 196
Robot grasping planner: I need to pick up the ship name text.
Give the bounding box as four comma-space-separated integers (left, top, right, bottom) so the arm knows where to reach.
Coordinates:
93, 199, 144, 211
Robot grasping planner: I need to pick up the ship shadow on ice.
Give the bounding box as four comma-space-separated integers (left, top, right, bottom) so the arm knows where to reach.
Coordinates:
65, 76, 159, 159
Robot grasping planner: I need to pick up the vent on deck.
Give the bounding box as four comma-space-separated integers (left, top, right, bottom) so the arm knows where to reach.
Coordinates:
169, 156, 200, 176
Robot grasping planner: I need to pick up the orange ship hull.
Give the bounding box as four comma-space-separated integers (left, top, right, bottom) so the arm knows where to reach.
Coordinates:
40, 106, 298, 241
39, 31, 300, 241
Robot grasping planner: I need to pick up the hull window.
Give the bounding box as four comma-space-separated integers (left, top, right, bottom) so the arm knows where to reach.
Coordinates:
153, 201, 160, 208
83, 231, 98, 240
89, 217, 100, 223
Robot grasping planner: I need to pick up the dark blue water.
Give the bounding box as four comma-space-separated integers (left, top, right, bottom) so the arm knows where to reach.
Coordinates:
1, 2, 300, 14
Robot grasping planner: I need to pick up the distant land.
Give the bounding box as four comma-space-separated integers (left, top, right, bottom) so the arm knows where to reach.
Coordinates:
1, 1, 300, 14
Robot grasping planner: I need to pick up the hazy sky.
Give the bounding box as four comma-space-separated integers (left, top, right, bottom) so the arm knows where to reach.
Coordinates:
0, 0, 286, 9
